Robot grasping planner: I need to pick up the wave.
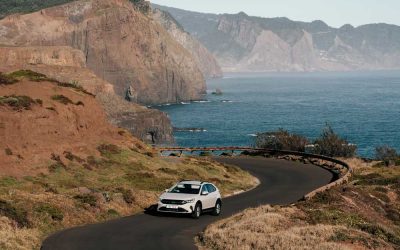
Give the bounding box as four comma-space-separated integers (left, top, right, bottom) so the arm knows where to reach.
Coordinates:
221, 100, 234, 103
180, 102, 191, 105
174, 127, 207, 132
193, 100, 211, 103
247, 134, 258, 137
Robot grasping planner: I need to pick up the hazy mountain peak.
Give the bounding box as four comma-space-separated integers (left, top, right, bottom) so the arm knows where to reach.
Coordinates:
155, 4, 400, 73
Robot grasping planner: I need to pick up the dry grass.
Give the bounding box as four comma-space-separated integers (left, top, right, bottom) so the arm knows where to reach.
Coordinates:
0, 147, 257, 250
199, 206, 351, 250
199, 158, 400, 250
0, 217, 40, 250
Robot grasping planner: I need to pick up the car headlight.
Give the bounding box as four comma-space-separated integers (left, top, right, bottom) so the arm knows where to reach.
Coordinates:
184, 198, 195, 204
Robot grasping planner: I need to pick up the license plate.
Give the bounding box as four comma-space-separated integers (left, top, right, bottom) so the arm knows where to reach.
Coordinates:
166, 205, 179, 209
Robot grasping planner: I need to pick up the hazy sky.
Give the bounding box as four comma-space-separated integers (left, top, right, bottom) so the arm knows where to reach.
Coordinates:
150, 0, 400, 28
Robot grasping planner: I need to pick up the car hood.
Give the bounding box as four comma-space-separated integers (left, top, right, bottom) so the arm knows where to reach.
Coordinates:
160, 192, 198, 200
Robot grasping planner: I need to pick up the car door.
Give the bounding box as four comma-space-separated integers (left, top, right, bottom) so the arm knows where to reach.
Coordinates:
206, 184, 218, 207
200, 185, 213, 209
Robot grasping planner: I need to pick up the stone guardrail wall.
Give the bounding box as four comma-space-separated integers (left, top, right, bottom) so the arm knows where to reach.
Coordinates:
260, 150, 352, 200
157, 147, 353, 201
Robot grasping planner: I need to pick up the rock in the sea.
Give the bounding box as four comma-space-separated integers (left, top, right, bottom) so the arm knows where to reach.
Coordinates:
212, 88, 223, 95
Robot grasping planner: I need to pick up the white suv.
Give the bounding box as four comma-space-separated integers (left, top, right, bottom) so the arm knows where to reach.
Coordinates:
157, 180, 222, 219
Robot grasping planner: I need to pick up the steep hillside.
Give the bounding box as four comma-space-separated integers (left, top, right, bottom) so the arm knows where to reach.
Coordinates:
157, 5, 400, 72
0, 46, 173, 143
0, 70, 257, 250
152, 8, 223, 79
0, 0, 206, 105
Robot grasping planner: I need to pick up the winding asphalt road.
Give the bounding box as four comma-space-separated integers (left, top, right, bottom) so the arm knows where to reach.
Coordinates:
41, 157, 333, 250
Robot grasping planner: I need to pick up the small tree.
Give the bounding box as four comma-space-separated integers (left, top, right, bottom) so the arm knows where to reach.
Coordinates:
313, 124, 357, 158
375, 145, 398, 166
255, 129, 309, 152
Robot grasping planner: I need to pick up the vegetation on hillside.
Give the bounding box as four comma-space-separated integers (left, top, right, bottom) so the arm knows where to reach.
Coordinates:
198, 158, 400, 249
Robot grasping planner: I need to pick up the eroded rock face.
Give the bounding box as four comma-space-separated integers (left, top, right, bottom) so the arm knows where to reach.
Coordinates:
153, 8, 222, 79
0, 46, 174, 144
0, 0, 206, 105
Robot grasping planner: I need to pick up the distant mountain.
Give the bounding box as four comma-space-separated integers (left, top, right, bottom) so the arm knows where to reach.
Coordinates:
155, 5, 400, 72
152, 7, 222, 78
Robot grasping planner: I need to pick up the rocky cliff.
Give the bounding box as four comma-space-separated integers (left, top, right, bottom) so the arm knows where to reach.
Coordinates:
0, 46, 173, 144
157, 5, 400, 72
0, 0, 206, 105
152, 7, 222, 79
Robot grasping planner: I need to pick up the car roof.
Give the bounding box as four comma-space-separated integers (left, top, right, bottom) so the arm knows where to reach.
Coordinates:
179, 180, 205, 185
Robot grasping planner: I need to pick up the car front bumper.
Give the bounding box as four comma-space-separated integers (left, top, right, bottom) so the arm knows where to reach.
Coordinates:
157, 202, 194, 214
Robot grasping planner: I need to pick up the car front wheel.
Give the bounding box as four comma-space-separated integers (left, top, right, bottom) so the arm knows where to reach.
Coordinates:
212, 200, 221, 216
192, 203, 202, 219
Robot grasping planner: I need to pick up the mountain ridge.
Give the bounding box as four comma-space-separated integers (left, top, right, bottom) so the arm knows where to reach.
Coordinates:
155, 4, 400, 72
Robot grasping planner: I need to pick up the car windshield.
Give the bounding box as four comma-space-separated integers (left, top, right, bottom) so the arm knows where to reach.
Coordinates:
169, 184, 201, 194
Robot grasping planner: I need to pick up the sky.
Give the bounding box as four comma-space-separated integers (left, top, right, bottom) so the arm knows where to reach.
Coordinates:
150, 0, 400, 28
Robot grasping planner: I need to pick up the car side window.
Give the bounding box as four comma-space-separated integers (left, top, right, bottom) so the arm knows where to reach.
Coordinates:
206, 184, 216, 193
201, 185, 208, 193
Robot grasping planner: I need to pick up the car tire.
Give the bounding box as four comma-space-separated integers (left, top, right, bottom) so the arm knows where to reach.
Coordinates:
212, 200, 222, 216
192, 203, 202, 219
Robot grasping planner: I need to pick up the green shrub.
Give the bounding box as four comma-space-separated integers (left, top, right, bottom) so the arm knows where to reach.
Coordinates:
35, 204, 63, 221
375, 145, 399, 166
4, 148, 12, 156
74, 194, 97, 207
0, 200, 30, 227
106, 209, 120, 218
313, 124, 357, 157
255, 129, 309, 152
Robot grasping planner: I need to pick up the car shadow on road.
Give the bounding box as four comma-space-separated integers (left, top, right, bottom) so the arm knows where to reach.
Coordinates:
143, 204, 216, 220
144, 204, 191, 218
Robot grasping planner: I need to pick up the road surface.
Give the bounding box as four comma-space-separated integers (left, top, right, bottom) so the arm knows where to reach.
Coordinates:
42, 157, 333, 250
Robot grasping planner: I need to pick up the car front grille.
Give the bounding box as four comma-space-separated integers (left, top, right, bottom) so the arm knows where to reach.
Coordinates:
159, 207, 189, 213
161, 199, 185, 205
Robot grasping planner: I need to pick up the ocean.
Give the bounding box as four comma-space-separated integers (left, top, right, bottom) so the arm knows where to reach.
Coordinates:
157, 71, 400, 157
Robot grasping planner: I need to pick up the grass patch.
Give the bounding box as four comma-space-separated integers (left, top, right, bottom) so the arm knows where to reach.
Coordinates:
355, 173, 400, 186
0, 200, 30, 227
51, 95, 74, 105
115, 188, 135, 204
0, 95, 38, 111
97, 144, 122, 156
0, 72, 18, 85
7, 70, 51, 82
73, 194, 97, 207
57, 82, 94, 97
35, 204, 64, 221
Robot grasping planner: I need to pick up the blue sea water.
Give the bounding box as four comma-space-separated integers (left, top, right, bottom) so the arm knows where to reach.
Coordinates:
157, 71, 400, 157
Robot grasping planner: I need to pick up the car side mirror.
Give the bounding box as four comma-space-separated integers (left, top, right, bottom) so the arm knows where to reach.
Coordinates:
164, 189, 169, 193
201, 191, 209, 196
